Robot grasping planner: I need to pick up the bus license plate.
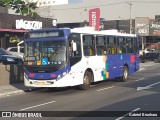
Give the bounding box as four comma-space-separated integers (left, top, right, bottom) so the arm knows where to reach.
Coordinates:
36, 81, 46, 85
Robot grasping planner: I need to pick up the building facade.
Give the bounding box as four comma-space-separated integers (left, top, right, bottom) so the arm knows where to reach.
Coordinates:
1, 0, 160, 50
0, 13, 56, 49
35, 0, 160, 50
36, 0, 160, 23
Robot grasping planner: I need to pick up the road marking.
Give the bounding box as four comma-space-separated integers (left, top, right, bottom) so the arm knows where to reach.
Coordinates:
96, 86, 115, 92
137, 81, 160, 91
139, 68, 145, 71
115, 108, 141, 120
141, 65, 152, 67
19, 101, 56, 111
0, 90, 25, 98
135, 78, 145, 81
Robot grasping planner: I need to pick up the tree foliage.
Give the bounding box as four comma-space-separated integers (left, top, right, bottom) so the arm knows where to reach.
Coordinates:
0, 0, 40, 17
0, 0, 12, 7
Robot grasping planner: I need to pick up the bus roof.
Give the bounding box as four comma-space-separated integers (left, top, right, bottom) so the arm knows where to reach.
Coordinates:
27, 27, 70, 32
71, 27, 137, 37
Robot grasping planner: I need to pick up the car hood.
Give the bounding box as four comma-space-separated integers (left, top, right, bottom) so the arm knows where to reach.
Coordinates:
0, 55, 21, 59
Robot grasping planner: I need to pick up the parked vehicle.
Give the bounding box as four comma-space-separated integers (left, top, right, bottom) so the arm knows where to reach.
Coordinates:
140, 52, 160, 63
139, 48, 156, 56
0, 48, 23, 65
154, 53, 160, 63
7, 47, 24, 57
6, 47, 24, 58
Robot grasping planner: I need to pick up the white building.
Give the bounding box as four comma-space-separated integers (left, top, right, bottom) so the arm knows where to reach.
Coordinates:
36, 0, 160, 23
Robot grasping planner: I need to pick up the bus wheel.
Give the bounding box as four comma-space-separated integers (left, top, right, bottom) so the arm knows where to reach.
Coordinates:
79, 71, 91, 90
119, 66, 128, 82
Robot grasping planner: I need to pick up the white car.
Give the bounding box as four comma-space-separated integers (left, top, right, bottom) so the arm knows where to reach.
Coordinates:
140, 48, 156, 55
6, 47, 24, 58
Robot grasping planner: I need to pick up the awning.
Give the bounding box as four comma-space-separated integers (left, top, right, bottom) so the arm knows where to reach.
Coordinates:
0, 28, 27, 33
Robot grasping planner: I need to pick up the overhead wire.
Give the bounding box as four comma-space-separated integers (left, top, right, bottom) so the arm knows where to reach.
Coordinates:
44, 1, 160, 11
37, 0, 160, 18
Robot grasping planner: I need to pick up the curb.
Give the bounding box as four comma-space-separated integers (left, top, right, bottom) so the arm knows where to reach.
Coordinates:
0, 90, 25, 98
0, 87, 42, 98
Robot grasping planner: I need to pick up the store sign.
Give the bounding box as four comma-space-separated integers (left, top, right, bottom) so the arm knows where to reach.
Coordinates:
150, 23, 160, 29
149, 23, 160, 36
135, 17, 150, 36
16, 19, 42, 30
52, 19, 57, 26
89, 8, 100, 31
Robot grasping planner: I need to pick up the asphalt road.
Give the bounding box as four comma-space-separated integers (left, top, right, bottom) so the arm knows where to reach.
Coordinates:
0, 62, 160, 120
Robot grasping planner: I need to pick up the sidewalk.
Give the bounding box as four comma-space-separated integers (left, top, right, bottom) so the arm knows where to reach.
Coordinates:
0, 83, 40, 98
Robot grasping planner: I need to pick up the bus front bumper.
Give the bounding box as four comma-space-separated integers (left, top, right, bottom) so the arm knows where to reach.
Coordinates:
24, 73, 83, 88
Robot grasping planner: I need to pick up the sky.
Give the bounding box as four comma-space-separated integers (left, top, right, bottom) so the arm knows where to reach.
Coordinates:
68, 0, 83, 4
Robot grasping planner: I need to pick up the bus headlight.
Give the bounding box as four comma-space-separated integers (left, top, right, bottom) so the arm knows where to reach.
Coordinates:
56, 72, 67, 81
63, 72, 66, 76
56, 75, 61, 80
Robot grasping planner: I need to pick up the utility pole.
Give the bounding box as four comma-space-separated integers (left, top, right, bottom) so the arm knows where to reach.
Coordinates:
129, 3, 132, 34
126, 2, 133, 34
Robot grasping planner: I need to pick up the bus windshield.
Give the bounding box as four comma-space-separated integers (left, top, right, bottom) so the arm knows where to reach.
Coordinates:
24, 40, 67, 67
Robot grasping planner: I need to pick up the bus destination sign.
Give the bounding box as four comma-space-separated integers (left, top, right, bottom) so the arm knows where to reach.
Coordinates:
26, 30, 64, 38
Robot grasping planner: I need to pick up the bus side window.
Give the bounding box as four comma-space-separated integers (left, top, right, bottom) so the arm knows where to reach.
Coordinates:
121, 38, 127, 54
96, 36, 106, 55
69, 33, 82, 66
126, 37, 134, 53
83, 35, 95, 56
108, 48, 111, 54
106, 36, 117, 55
134, 37, 138, 53
69, 34, 82, 57
97, 47, 107, 55
117, 47, 122, 54
112, 47, 115, 54
117, 37, 126, 54
83, 46, 93, 56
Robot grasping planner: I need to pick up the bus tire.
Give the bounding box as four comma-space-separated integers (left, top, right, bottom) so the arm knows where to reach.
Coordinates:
119, 66, 128, 82
79, 71, 91, 90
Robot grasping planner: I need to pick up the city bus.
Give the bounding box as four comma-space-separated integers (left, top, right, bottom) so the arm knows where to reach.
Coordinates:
23, 27, 140, 90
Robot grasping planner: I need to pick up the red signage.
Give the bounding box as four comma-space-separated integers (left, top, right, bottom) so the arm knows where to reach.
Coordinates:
89, 8, 100, 31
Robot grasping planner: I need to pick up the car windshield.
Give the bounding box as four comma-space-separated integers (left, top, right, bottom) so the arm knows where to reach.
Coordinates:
0, 48, 9, 55
8, 47, 24, 53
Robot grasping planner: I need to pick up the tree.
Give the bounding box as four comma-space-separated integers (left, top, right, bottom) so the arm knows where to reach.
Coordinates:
0, 0, 40, 17
0, 0, 12, 7
25, 1, 39, 17
0, 1, 5, 7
